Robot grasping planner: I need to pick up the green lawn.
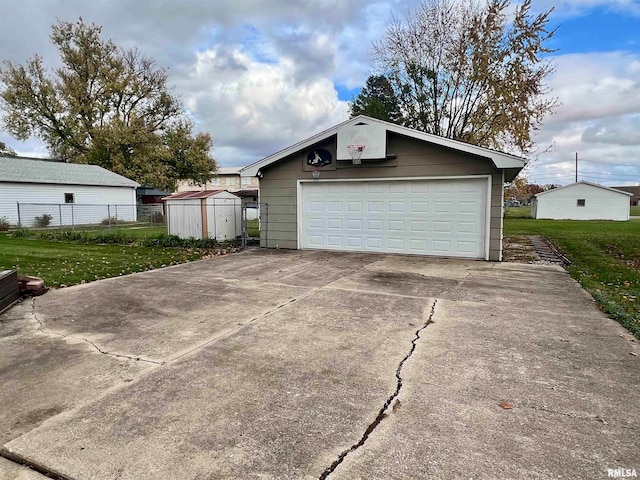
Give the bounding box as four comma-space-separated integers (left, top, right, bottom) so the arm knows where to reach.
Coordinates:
631, 205, 640, 216
504, 218, 640, 338
505, 205, 532, 219
0, 234, 208, 288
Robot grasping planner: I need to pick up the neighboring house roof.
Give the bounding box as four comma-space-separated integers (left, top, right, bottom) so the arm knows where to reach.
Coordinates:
137, 186, 170, 196
241, 115, 527, 177
611, 185, 640, 196
163, 190, 229, 200
216, 167, 242, 175
0, 155, 139, 187
534, 181, 633, 198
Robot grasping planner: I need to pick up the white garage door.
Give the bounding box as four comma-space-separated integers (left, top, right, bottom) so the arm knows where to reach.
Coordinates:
300, 178, 488, 258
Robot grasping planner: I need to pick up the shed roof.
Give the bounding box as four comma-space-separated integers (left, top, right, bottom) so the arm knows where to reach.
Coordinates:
163, 190, 229, 200
241, 115, 526, 179
534, 181, 633, 198
0, 156, 139, 187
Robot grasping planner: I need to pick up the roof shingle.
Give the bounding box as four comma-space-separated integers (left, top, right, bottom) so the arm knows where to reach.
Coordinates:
0, 156, 139, 187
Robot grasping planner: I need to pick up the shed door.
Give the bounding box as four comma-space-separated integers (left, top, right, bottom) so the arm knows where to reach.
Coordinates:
300, 179, 488, 258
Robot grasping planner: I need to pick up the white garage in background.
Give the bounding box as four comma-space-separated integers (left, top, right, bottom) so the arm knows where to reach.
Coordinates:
0, 155, 139, 227
299, 177, 488, 258
532, 181, 631, 221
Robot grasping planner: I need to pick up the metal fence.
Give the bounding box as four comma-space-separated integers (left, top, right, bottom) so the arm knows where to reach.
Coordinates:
242, 201, 268, 248
16, 202, 165, 231
14, 200, 270, 246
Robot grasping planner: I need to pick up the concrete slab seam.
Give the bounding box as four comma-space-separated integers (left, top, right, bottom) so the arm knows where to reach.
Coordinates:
318, 299, 438, 480
165, 257, 386, 365
0, 448, 70, 480
31, 298, 164, 366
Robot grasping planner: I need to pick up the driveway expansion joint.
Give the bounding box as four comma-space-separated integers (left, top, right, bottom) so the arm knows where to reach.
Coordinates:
0, 448, 70, 480
318, 299, 438, 480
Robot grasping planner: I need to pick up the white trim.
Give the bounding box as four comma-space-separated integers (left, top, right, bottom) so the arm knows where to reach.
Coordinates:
499, 170, 504, 261
242, 115, 526, 177
534, 180, 633, 198
297, 175, 492, 260
484, 176, 492, 261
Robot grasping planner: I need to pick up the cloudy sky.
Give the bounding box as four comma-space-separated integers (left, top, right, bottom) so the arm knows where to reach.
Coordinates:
0, 0, 639, 186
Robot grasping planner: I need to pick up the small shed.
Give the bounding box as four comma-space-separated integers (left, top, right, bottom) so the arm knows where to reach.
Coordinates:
164, 190, 242, 241
532, 181, 632, 221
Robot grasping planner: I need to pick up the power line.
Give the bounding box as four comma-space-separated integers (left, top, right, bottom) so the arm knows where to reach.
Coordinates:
532, 158, 640, 168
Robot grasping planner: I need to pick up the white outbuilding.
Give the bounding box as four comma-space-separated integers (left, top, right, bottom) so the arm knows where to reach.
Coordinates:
164, 190, 242, 241
532, 181, 632, 221
0, 155, 139, 227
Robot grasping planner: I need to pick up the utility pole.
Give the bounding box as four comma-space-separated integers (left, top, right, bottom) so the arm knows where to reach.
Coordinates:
575, 152, 578, 183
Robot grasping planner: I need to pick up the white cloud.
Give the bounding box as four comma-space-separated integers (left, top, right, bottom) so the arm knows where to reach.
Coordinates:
178, 45, 349, 166
530, 51, 640, 186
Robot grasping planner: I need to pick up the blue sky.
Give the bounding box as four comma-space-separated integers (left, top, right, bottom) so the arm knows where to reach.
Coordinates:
0, 0, 639, 186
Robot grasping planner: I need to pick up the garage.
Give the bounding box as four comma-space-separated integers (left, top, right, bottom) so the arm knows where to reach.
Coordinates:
299, 178, 488, 258
241, 115, 525, 261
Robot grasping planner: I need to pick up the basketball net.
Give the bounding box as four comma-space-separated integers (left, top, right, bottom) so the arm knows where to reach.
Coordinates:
347, 145, 365, 165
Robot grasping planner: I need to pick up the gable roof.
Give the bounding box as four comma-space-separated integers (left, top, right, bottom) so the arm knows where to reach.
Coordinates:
163, 189, 232, 200
611, 185, 640, 196
534, 181, 633, 198
0, 156, 139, 187
240, 115, 526, 177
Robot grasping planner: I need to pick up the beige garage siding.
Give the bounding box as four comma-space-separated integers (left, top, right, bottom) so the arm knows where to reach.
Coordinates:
260, 133, 505, 261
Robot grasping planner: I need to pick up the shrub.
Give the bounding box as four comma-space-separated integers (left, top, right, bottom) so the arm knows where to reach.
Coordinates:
0, 217, 10, 231
34, 213, 53, 228
12, 226, 32, 238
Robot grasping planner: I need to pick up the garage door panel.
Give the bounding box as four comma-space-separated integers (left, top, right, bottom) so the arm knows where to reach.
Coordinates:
347, 202, 362, 213
367, 201, 383, 213
347, 219, 362, 230
411, 201, 428, 213
300, 179, 487, 258
388, 202, 405, 213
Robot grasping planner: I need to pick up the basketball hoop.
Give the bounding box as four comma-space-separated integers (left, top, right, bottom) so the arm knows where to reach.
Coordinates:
347, 144, 365, 165
310, 166, 321, 181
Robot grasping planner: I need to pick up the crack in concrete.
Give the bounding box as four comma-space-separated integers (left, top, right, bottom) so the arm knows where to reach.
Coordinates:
31, 298, 164, 366
318, 299, 438, 480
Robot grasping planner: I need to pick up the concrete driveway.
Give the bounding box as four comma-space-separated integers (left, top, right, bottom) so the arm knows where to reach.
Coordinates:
0, 250, 638, 479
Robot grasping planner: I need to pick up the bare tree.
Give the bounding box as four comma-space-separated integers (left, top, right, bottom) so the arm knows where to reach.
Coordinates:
373, 0, 558, 155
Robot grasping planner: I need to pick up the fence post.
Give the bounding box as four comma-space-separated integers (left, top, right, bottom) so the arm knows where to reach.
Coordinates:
107, 205, 111, 232
115, 205, 118, 225
71, 204, 75, 231
58, 204, 63, 232
16, 202, 21, 227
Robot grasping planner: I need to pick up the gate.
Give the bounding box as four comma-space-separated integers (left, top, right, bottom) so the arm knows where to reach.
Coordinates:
241, 201, 268, 248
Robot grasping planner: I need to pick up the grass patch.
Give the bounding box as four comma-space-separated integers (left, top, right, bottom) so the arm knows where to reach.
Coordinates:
631, 205, 640, 216
504, 218, 640, 338
505, 206, 532, 219
246, 219, 260, 237
0, 227, 239, 288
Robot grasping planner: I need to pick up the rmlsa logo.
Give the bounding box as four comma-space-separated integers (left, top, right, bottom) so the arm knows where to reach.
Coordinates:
608, 467, 638, 478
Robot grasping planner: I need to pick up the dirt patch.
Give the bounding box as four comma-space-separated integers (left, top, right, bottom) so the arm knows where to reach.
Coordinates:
502, 236, 540, 263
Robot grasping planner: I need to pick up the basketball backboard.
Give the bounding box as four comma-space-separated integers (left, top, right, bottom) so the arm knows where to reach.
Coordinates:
336, 123, 387, 161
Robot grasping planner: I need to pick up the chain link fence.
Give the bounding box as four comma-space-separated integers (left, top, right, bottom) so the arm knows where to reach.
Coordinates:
14, 200, 269, 246
16, 202, 164, 231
